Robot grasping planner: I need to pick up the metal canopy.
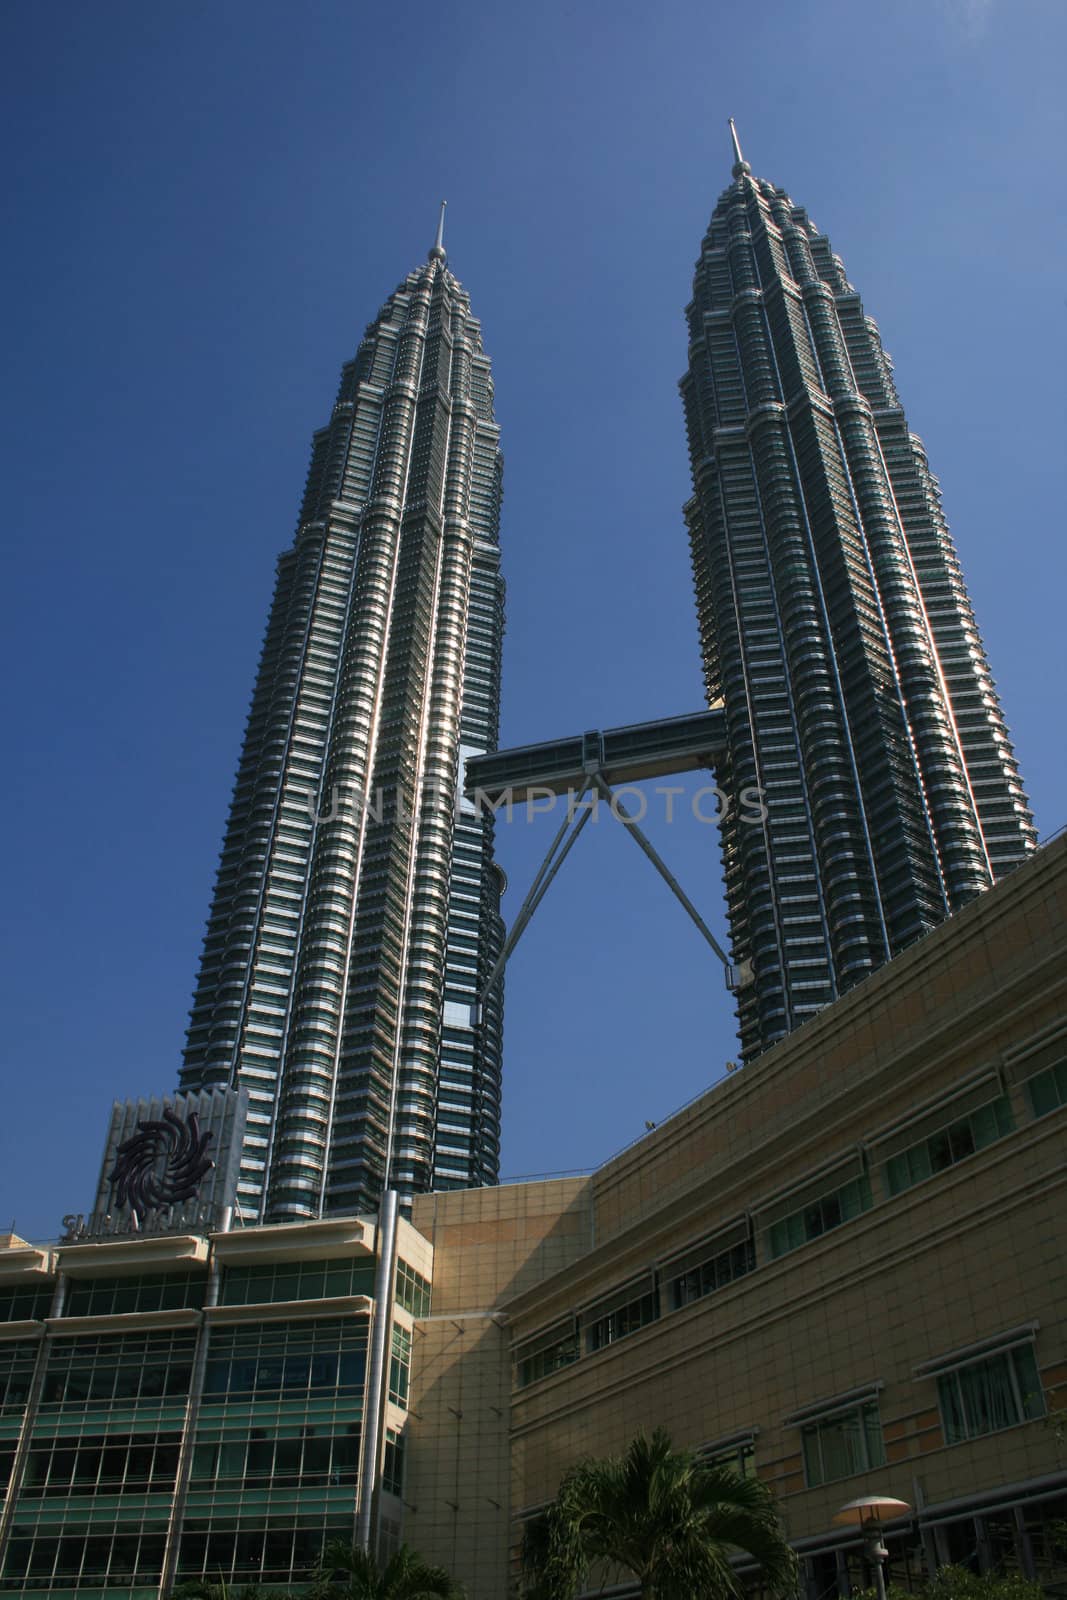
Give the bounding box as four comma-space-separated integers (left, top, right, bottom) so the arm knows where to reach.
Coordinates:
464, 709, 748, 1012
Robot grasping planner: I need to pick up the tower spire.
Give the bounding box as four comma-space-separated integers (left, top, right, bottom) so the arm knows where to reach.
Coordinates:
430, 199, 447, 261
728, 118, 751, 178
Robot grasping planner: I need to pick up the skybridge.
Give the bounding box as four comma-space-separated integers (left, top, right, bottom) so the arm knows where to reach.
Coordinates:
463, 706, 750, 1008
464, 707, 727, 805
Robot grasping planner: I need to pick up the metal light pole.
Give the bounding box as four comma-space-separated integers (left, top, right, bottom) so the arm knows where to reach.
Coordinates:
834, 1496, 911, 1600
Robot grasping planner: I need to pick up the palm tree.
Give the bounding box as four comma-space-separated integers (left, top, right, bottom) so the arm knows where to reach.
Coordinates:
522, 1427, 797, 1600
307, 1540, 464, 1600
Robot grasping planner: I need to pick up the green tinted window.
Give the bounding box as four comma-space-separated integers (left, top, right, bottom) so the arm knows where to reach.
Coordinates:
65, 1270, 206, 1317
389, 1325, 411, 1408
1, 1525, 168, 1589
1027, 1061, 1067, 1120
383, 1428, 405, 1496
669, 1239, 754, 1310
395, 1260, 431, 1317
175, 1519, 351, 1589
517, 1329, 579, 1388
202, 1318, 368, 1403
23, 1430, 181, 1496
0, 1284, 53, 1323
587, 1290, 658, 1353
190, 1422, 360, 1486
40, 1331, 196, 1409
886, 1096, 1013, 1196
801, 1400, 885, 1487
219, 1255, 374, 1305
766, 1175, 872, 1260
937, 1344, 1044, 1444
0, 1342, 39, 1413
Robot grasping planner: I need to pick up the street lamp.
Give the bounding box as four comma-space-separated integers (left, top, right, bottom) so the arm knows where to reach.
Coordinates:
834, 1495, 911, 1600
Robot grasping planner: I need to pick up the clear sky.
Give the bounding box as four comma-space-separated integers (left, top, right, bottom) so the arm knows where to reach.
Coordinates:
2, 0, 1064, 1241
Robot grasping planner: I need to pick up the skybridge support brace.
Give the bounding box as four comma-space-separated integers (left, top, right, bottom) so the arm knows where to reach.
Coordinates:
589, 772, 733, 969
473, 759, 748, 1018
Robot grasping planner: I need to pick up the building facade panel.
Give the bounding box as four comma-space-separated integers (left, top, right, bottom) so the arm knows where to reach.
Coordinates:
408, 836, 1067, 1600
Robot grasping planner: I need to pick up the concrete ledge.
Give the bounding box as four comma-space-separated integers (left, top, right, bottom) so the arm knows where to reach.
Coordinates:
209, 1217, 373, 1264
0, 1319, 46, 1342
47, 1307, 203, 1336
205, 1294, 373, 1326
0, 1242, 56, 1284
57, 1235, 210, 1276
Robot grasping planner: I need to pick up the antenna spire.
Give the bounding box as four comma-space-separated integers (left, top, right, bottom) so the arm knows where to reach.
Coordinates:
728, 118, 751, 178
430, 200, 447, 261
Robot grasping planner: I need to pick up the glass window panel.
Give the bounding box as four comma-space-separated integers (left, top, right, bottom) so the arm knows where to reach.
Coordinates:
231, 1357, 259, 1393
127, 1363, 159, 1399
304, 1435, 331, 1478
929, 1131, 954, 1172
165, 1360, 193, 1396
1015, 1344, 1045, 1419
338, 1350, 366, 1391
938, 1373, 967, 1444
971, 1103, 998, 1148
1028, 1068, 1065, 1119
886, 1153, 908, 1195
54, 1536, 83, 1576
83, 1534, 112, 1574
767, 1174, 871, 1257
960, 1352, 1017, 1435
124, 1443, 153, 1482
309, 1353, 337, 1389
863, 1401, 886, 1466
334, 1429, 360, 1481
801, 1429, 821, 1484
109, 1535, 138, 1575
948, 1121, 976, 1162
820, 1412, 860, 1480
204, 1359, 229, 1394
938, 1344, 1045, 1442
247, 1434, 273, 1478
274, 1438, 303, 1483
256, 1357, 285, 1391
801, 1400, 885, 1486
88, 1366, 117, 1402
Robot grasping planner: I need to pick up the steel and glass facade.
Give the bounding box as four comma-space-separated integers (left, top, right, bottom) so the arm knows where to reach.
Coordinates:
681, 139, 1036, 1059
0, 1218, 429, 1595
179, 233, 506, 1221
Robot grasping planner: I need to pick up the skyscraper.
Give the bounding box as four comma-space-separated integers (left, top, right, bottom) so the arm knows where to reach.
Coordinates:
180, 210, 506, 1221
681, 126, 1036, 1060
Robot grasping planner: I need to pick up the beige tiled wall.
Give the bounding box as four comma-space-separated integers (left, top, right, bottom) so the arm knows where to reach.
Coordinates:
406, 838, 1067, 1599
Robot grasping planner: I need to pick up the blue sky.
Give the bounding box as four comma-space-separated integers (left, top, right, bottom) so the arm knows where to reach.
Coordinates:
2, 0, 1064, 1240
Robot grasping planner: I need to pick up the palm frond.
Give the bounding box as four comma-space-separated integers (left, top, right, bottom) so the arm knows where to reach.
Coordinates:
521, 1428, 796, 1600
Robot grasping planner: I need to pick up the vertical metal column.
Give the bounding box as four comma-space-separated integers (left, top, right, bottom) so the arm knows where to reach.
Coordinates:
356, 1190, 399, 1554
157, 1241, 223, 1599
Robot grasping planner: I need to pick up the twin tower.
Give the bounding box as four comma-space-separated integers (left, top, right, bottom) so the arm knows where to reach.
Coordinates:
178, 141, 1035, 1225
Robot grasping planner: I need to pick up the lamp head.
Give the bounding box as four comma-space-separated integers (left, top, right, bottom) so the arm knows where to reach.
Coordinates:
833, 1496, 911, 1528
